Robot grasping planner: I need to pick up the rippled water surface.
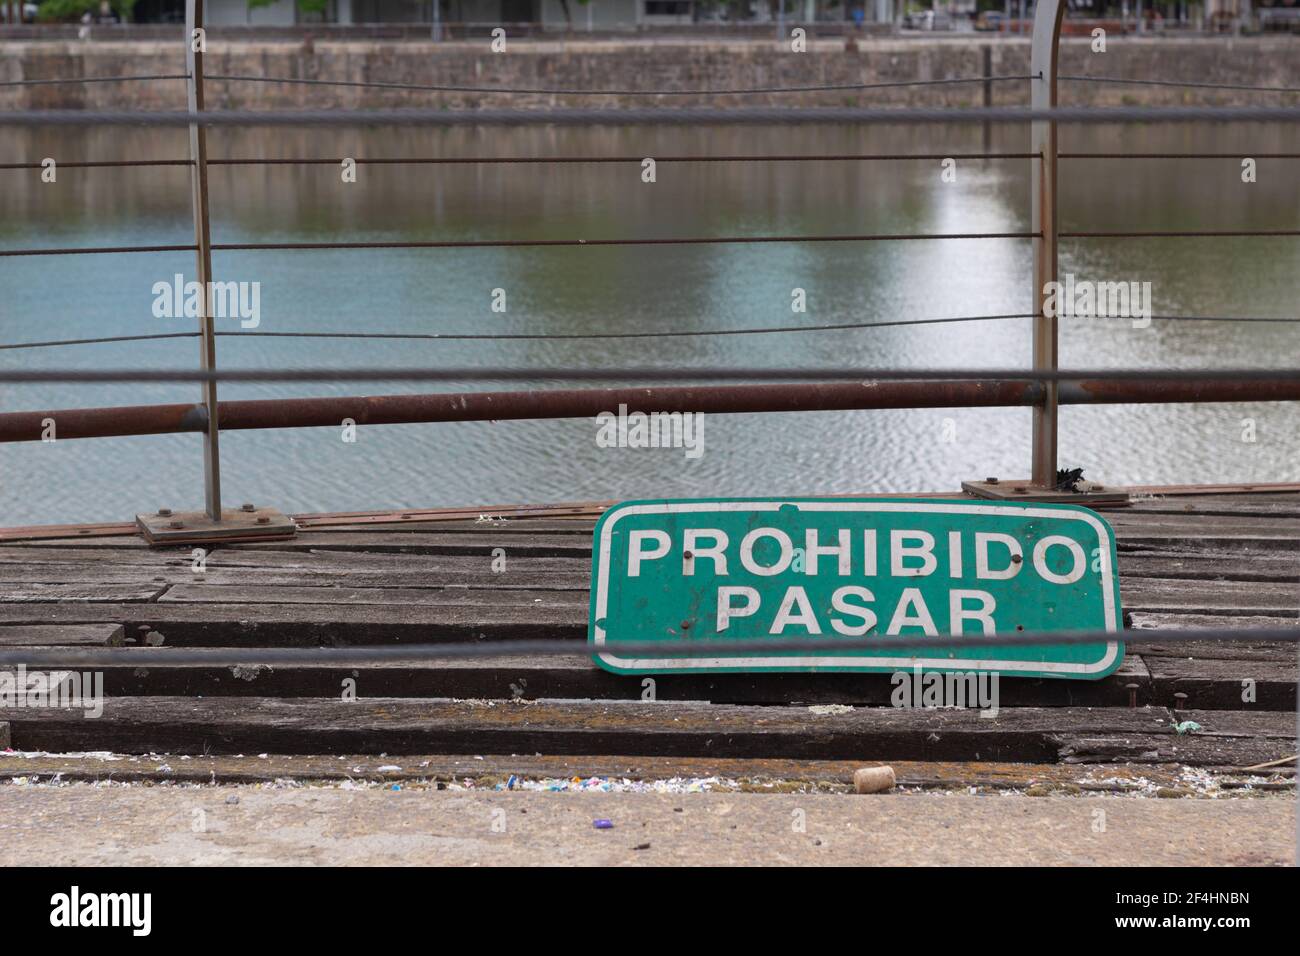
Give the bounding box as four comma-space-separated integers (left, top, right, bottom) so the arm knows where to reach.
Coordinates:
1, 123, 1297, 524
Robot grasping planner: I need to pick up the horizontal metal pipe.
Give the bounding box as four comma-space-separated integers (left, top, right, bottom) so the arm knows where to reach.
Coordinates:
0, 377, 1297, 444
0, 402, 210, 441
2, 381, 1036, 443
1058, 378, 1300, 405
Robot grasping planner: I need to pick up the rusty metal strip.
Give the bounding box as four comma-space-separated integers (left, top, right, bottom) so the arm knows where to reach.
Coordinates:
0, 521, 136, 542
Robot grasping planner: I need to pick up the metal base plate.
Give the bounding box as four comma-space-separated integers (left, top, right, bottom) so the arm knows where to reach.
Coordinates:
961, 480, 1130, 506
136, 507, 297, 546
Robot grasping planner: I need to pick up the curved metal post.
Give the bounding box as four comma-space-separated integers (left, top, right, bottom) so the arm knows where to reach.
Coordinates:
1029, 0, 1065, 489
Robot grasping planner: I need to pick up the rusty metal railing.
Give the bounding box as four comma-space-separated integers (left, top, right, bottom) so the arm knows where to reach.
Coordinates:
1, 0, 1298, 535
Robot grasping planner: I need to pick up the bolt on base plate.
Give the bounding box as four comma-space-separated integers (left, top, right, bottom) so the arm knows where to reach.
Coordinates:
135, 505, 296, 546
962, 479, 1130, 506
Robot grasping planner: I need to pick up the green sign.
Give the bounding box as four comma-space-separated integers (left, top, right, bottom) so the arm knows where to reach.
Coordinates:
589, 498, 1123, 679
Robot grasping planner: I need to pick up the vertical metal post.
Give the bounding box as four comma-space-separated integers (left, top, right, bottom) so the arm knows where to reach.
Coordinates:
1029, 0, 1064, 490
186, 0, 222, 521
982, 44, 992, 108
982, 44, 993, 154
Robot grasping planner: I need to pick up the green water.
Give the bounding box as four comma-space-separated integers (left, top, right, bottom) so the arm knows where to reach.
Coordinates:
1, 122, 1297, 524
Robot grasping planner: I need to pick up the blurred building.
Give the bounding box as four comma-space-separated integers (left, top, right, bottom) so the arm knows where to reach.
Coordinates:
128, 0, 1299, 30
176, 1, 899, 27
191, 0, 676, 27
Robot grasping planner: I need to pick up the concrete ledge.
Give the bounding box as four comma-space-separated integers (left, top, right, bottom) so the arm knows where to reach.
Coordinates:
2, 36, 1297, 110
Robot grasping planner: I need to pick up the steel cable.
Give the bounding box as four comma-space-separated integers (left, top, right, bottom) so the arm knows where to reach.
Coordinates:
0, 366, 1295, 385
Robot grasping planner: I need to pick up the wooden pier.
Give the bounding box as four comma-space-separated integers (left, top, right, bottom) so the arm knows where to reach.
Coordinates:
0, 486, 1295, 790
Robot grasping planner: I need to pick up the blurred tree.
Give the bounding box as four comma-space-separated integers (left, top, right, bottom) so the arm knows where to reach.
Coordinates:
38, 0, 138, 20
247, 0, 333, 14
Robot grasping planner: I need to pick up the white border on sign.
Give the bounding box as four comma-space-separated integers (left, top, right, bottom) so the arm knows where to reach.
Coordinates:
591, 500, 1121, 675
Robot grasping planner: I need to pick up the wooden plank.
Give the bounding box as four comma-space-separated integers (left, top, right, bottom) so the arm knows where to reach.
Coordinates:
0, 566, 190, 586
265, 525, 1298, 554
22, 554, 1289, 592
226, 532, 593, 556
0, 583, 164, 603
1122, 494, 1300, 518
3, 549, 1292, 591
1056, 707, 1296, 766
1122, 578, 1300, 615
0, 565, 591, 590
0, 547, 589, 573
290, 500, 614, 525
0, 651, 1154, 709
0, 697, 1178, 760
0, 624, 124, 647
1058, 707, 1297, 766
1133, 642, 1297, 663
302, 519, 600, 534
1129, 626, 1296, 662
1108, 512, 1300, 532
1058, 734, 1292, 767
0, 546, 189, 566
1117, 552, 1299, 583
0, 521, 134, 541
10, 536, 151, 550
1113, 529, 1300, 551
1127, 611, 1299, 635
1117, 484, 1300, 498
1142, 656, 1297, 710
0, 601, 586, 644
156, 584, 589, 607
1176, 708, 1297, 739
250, 550, 589, 572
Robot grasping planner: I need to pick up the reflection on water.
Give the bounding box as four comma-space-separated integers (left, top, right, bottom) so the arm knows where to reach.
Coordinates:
1, 123, 1297, 524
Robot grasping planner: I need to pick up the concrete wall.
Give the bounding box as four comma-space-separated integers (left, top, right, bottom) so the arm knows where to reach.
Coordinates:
2, 36, 1298, 110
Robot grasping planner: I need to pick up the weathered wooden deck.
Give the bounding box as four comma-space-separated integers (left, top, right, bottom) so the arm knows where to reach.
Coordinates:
1, 488, 1296, 789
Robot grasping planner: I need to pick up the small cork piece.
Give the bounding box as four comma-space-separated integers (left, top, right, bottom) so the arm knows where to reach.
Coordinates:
853, 765, 896, 794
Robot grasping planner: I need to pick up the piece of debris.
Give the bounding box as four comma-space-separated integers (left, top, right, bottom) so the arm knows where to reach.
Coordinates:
1173, 720, 1202, 735
1055, 467, 1086, 493
1239, 755, 1297, 772
225, 795, 239, 805
808, 704, 853, 716
593, 819, 614, 829
853, 766, 896, 794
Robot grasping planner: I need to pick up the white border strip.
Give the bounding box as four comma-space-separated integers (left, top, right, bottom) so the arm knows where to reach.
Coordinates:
591, 500, 1120, 675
